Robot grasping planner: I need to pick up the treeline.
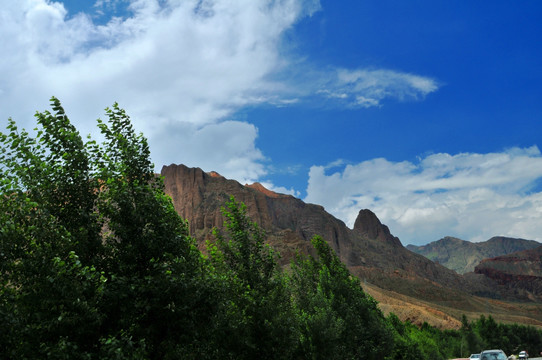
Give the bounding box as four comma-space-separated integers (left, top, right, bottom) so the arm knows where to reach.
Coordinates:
1, 98, 541, 359
460, 314, 542, 357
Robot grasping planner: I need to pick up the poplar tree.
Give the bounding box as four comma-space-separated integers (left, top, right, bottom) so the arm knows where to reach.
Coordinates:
0, 97, 211, 359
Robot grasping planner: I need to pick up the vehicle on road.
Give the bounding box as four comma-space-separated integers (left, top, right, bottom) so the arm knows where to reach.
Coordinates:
481, 349, 507, 360
519, 351, 528, 359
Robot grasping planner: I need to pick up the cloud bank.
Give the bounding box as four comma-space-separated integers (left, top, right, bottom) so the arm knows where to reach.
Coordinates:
305, 146, 542, 245
1, 0, 438, 185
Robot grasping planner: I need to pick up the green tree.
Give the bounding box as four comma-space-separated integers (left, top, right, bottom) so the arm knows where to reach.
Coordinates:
471, 315, 542, 357
475, 315, 500, 351
460, 315, 484, 356
0, 98, 107, 357
0, 97, 213, 359
290, 235, 393, 360
414, 322, 449, 360
387, 314, 424, 360
208, 196, 298, 359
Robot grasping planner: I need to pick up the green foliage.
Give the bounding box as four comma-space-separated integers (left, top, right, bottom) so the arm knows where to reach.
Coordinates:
209, 196, 298, 359
290, 235, 393, 359
0, 99, 105, 358
388, 315, 465, 360
212, 196, 278, 290
0, 97, 212, 359
467, 315, 542, 356
388, 314, 425, 360
412, 323, 449, 360
460, 314, 484, 356
438, 314, 542, 358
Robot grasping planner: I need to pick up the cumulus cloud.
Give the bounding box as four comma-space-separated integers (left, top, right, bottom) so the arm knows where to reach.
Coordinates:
0, 0, 440, 186
305, 146, 542, 245
154, 119, 266, 183
0, 0, 320, 180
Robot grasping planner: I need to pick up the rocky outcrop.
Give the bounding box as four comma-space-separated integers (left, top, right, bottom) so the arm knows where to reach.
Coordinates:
354, 209, 402, 247
161, 164, 500, 304
474, 246, 542, 301
162, 164, 363, 261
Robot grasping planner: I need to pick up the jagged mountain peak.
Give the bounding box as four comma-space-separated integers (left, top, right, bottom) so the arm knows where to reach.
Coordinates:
353, 209, 402, 247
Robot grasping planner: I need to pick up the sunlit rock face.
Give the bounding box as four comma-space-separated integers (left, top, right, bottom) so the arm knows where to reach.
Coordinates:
161, 164, 475, 294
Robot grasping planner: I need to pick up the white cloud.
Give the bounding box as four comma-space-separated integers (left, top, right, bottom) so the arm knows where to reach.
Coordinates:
0, 0, 320, 181
154, 119, 266, 183
259, 181, 300, 197
305, 146, 542, 245
0, 0, 439, 188
317, 68, 440, 108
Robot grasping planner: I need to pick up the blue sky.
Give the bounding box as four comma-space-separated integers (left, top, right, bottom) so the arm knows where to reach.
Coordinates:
2, 0, 542, 245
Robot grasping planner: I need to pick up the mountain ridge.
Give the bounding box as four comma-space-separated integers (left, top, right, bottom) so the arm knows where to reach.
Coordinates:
407, 236, 540, 274
161, 163, 542, 328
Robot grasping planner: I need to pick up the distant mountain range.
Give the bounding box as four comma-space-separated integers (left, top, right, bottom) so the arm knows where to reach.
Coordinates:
161, 164, 542, 329
406, 236, 540, 274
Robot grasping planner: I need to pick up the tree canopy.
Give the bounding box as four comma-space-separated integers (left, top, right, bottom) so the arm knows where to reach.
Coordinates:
0, 97, 211, 358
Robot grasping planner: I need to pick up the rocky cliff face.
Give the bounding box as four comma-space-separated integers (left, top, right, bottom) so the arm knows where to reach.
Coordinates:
474, 246, 542, 301
161, 164, 349, 261
161, 164, 496, 303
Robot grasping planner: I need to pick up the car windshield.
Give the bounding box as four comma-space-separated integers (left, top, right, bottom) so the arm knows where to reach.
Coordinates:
481, 352, 506, 360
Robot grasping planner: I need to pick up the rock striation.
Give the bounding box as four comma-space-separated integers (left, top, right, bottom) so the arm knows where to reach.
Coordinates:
474, 245, 542, 301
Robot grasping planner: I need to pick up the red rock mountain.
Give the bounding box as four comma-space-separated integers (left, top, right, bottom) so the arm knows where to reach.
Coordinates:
161, 164, 542, 327
475, 246, 542, 301
163, 165, 479, 294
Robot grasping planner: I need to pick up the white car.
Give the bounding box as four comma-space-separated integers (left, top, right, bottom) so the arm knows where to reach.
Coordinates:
470, 354, 481, 360
518, 351, 528, 360
481, 349, 507, 360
